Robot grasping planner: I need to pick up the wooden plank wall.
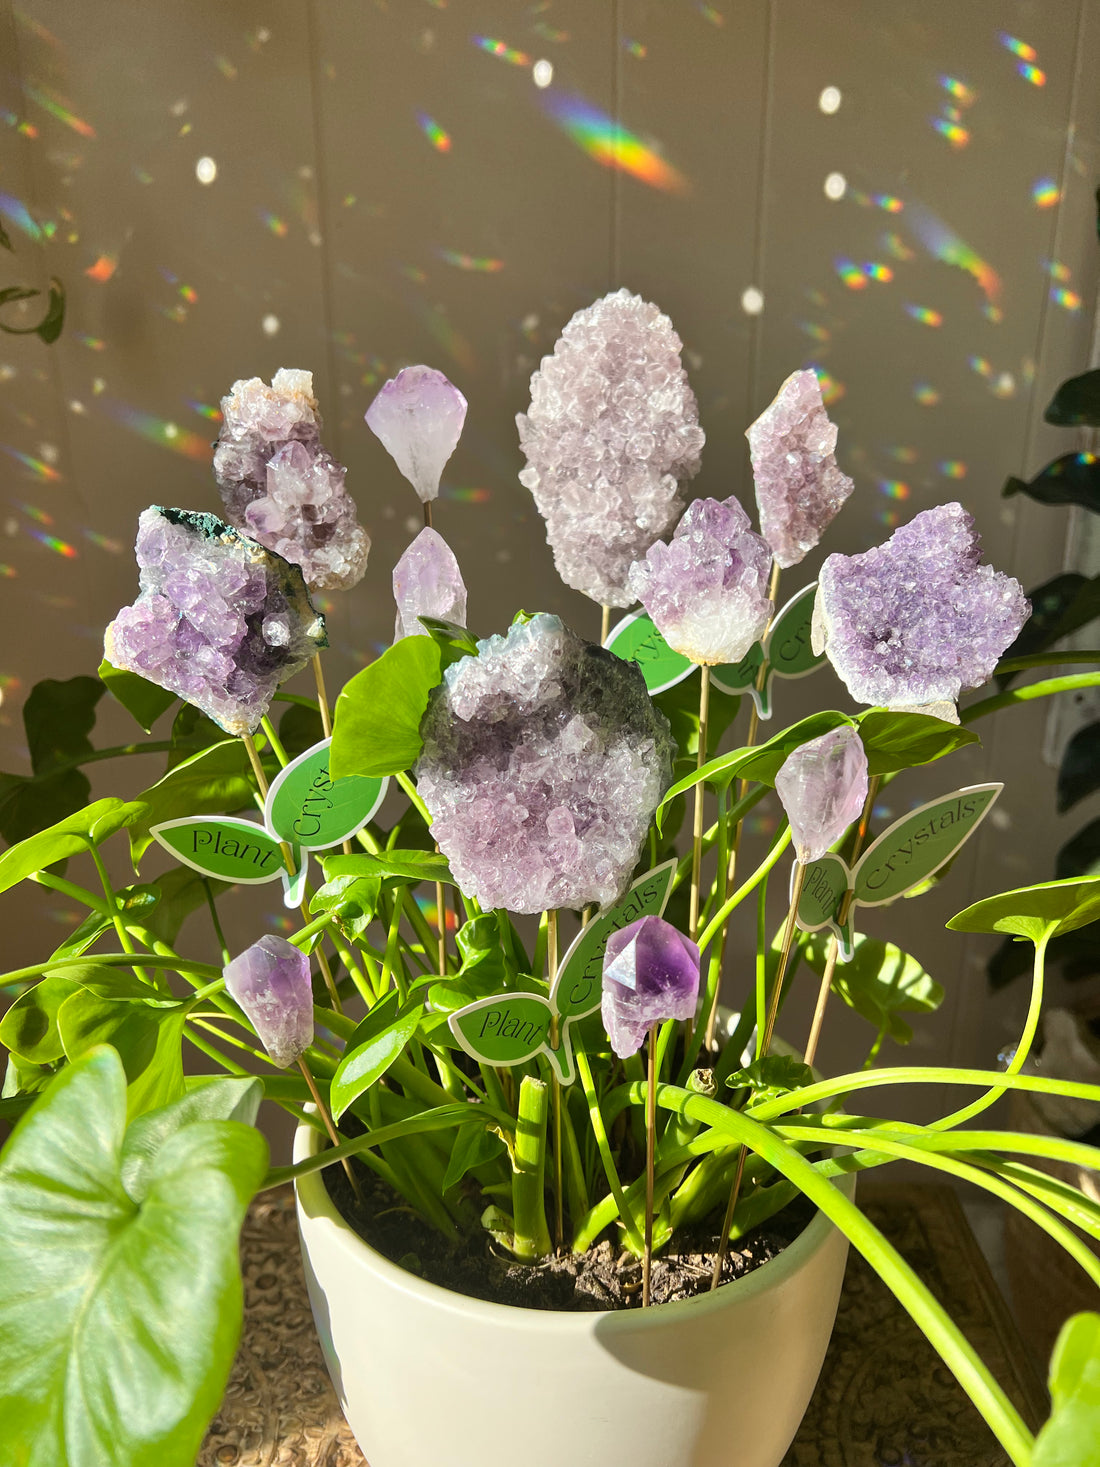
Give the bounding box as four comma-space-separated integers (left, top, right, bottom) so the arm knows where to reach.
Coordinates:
1, 0, 1098, 1097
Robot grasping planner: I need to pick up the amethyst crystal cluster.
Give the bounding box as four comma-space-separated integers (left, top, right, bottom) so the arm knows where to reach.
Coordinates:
105, 507, 326, 737
517, 289, 705, 607
223, 934, 313, 1068
812, 503, 1030, 714
775, 726, 869, 864
393, 528, 468, 641
626, 496, 773, 665
214, 368, 370, 593
601, 916, 701, 1059
416, 614, 674, 913
366, 365, 468, 504
747, 369, 854, 569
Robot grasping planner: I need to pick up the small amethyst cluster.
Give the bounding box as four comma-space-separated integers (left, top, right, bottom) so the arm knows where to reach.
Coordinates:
105, 507, 326, 737
416, 614, 674, 913
813, 503, 1030, 714
627, 496, 772, 665
517, 289, 705, 608
215, 368, 370, 593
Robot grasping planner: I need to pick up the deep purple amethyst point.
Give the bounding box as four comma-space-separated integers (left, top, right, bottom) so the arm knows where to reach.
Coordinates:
223, 933, 313, 1068
601, 915, 701, 1059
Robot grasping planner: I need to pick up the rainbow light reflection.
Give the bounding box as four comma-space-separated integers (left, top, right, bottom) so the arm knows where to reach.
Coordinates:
474, 36, 531, 67
31, 530, 77, 558
83, 529, 123, 553
939, 461, 967, 479
810, 367, 843, 404
436, 248, 503, 272
907, 205, 1001, 304
835, 259, 892, 289
1032, 177, 1060, 207
2, 446, 61, 482
905, 304, 943, 326
878, 479, 910, 500
1051, 287, 1082, 311
85, 255, 118, 282
187, 400, 222, 422
23, 83, 96, 138
443, 486, 491, 503
1000, 34, 1038, 61
914, 384, 940, 406
540, 93, 690, 195
1018, 63, 1046, 86
260, 211, 288, 237
103, 402, 212, 461
417, 113, 452, 153
939, 76, 976, 105
0, 191, 41, 240
933, 119, 969, 147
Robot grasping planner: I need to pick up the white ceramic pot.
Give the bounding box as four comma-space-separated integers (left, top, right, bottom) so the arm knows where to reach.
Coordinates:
295, 1122, 854, 1467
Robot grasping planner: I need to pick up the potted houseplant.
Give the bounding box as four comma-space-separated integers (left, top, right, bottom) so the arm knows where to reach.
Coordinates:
2, 293, 1100, 1467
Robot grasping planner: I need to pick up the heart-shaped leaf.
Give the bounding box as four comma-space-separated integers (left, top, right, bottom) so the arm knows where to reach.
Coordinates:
330, 637, 443, 778
855, 710, 979, 775
321, 848, 454, 887
130, 741, 254, 865
0, 1047, 267, 1467
1044, 368, 1100, 426
0, 798, 145, 897
0, 973, 79, 1062
948, 876, 1100, 944
1004, 452, 1100, 514
57, 989, 187, 1119
120, 1076, 263, 1201
802, 933, 943, 1043
1033, 1312, 1100, 1467
98, 659, 176, 733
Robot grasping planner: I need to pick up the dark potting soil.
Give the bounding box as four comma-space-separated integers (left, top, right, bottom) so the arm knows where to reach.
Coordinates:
322, 1151, 817, 1313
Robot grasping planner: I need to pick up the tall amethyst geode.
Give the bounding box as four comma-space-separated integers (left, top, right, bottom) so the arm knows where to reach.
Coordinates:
747, 369, 854, 569
214, 369, 370, 593
365, 365, 468, 504
393, 527, 468, 641
516, 289, 705, 607
601, 916, 701, 1059
223, 934, 313, 1068
416, 614, 674, 913
775, 726, 869, 864
626, 496, 773, 665
105, 507, 326, 737
812, 503, 1030, 713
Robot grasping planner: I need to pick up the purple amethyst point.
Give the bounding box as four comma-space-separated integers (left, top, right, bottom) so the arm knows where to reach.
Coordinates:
365, 365, 467, 504
223, 933, 313, 1068
774, 726, 869, 865
393, 527, 468, 641
601, 915, 701, 1059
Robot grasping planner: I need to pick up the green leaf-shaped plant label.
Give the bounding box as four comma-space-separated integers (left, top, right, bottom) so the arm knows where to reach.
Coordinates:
853, 783, 1001, 907
710, 641, 766, 701
265, 738, 387, 850
449, 993, 574, 1084
550, 859, 677, 1020
150, 816, 284, 885
604, 612, 694, 695
796, 853, 851, 932
765, 583, 824, 680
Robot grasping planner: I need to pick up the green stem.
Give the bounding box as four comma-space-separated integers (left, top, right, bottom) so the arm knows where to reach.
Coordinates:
0, 952, 222, 986
203, 880, 231, 966
697, 824, 792, 954
573, 1042, 645, 1253
395, 770, 432, 825
962, 670, 1100, 722
994, 649, 1100, 674
22, 739, 180, 781
85, 841, 152, 985
31, 870, 108, 912
260, 715, 290, 767
512, 1076, 552, 1261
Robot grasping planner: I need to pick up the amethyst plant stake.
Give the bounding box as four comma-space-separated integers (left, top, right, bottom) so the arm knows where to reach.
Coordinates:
517, 288, 705, 641
710, 725, 868, 1290
366, 365, 468, 530
602, 916, 701, 1306
627, 496, 772, 941
223, 935, 361, 1200
214, 368, 371, 738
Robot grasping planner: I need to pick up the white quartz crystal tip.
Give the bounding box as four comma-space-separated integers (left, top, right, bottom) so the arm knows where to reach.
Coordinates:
365, 365, 468, 503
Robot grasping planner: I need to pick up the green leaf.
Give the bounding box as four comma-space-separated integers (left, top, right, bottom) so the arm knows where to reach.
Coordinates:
130, 741, 254, 865
998, 575, 1100, 686
654, 671, 742, 762
120, 1077, 263, 1201
1033, 1312, 1100, 1467
0, 766, 94, 846
727, 1055, 814, 1101
455, 914, 509, 991
1045, 369, 1100, 427
0, 798, 145, 896
330, 994, 424, 1122
144, 867, 228, 946
47, 962, 174, 1003
419, 617, 480, 670
278, 700, 325, 757
167, 703, 230, 768
24, 675, 104, 775
949, 876, 1100, 944
57, 990, 187, 1118
0, 973, 78, 1062
309, 869, 382, 941
0, 1047, 267, 1467
1059, 723, 1100, 812
855, 709, 979, 775
330, 637, 443, 778
99, 658, 176, 732
1004, 452, 1100, 514
802, 933, 943, 1043
1058, 819, 1100, 881
321, 848, 454, 887
443, 1122, 505, 1192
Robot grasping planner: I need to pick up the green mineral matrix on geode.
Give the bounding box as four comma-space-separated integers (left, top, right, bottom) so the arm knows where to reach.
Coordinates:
104, 506, 327, 738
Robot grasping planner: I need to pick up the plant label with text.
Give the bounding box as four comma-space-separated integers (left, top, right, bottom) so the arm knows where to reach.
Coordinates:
266, 738, 388, 851
151, 817, 286, 886
710, 583, 825, 719
604, 612, 694, 695
449, 994, 575, 1085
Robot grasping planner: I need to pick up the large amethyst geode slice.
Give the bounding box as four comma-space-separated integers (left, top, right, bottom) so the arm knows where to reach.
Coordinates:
416, 613, 674, 913
812, 502, 1029, 712
214, 368, 370, 593
516, 289, 705, 608
105, 507, 327, 737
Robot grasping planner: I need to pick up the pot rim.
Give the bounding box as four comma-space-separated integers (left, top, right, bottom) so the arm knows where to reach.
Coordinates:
294, 1119, 856, 1331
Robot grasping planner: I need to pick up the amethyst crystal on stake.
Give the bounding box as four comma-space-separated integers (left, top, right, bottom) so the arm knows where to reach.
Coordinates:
214, 369, 370, 593
393, 527, 468, 641
601, 916, 701, 1061
105, 507, 326, 737
416, 614, 674, 913
775, 725, 869, 865
747, 369, 854, 569
517, 289, 705, 608
223, 934, 313, 1068
626, 496, 773, 666
812, 502, 1030, 715
365, 365, 468, 507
